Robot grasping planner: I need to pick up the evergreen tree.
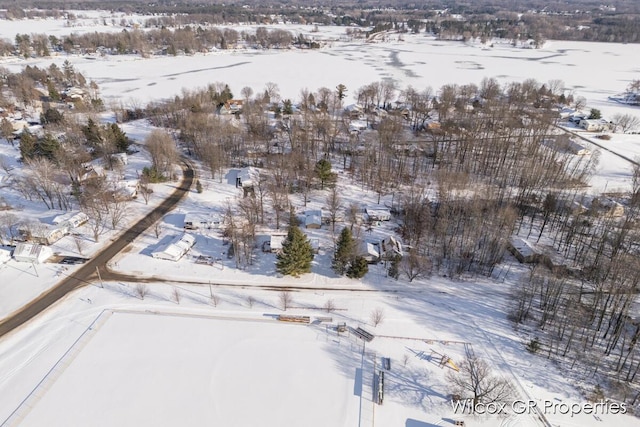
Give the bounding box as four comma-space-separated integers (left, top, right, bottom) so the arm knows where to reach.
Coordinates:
37, 133, 61, 160
276, 225, 314, 277
107, 123, 131, 153
315, 158, 334, 189
347, 256, 369, 279
332, 227, 355, 275
19, 129, 36, 160
83, 118, 102, 147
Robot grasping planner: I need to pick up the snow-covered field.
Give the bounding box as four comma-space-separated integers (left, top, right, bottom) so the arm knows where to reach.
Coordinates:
1, 12, 640, 427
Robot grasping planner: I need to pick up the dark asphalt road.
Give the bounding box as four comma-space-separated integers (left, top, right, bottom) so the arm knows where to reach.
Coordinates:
0, 162, 194, 339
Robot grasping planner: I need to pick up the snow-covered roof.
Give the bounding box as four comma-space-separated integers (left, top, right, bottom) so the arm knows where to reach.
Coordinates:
53, 212, 89, 228
152, 234, 196, 261
270, 233, 288, 251
510, 237, 539, 259
238, 167, 260, 188
305, 210, 322, 227
13, 243, 53, 263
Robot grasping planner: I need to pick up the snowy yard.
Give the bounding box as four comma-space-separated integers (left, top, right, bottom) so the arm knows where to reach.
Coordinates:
10, 311, 362, 427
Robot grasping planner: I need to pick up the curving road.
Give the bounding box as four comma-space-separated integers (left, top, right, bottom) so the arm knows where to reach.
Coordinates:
0, 161, 194, 339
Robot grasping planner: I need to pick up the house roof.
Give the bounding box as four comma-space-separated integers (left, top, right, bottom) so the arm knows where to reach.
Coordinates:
270, 233, 288, 251
152, 233, 196, 261
13, 242, 53, 262
238, 167, 259, 187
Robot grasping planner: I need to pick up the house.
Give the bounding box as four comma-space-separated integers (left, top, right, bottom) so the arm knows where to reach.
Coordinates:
184, 213, 221, 230
13, 243, 53, 264
151, 233, 196, 261
358, 241, 380, 263
269, 233, 288, 253
0, 247, 11, 264
542, 138, 591, 155
305, 210, 323, 229
19, 222, 68, 245
218, 100, 244, 115
53, 212, 89, 229
578, 118, 612, 132
380, 236, 403, 259
365, 206, 392, 222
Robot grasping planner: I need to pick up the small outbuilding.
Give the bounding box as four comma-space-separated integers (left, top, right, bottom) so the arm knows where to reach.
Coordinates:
305, 210, 323, 229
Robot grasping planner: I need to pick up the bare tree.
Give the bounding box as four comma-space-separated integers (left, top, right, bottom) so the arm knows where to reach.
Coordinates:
145, 130, 178, 179
210, 292, 220, 307
0, 213, 18, 245
145, 212, 163, 238
172, 287, 181, 304
326, 186, 342, 233
246, 295, 255, 308
136, 283, 148, 300
402, 252, 432, 282
324, 298, 336, 313
447, 354, 515, 406
370, 307, 385, 327
612, 113, 640, 134
73, 235, 85, 255
279, 290, 292, 311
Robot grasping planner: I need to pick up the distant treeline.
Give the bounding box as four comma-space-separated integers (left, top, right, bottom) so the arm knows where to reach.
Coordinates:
1, 26, 318, 59
0, 0, 639, 45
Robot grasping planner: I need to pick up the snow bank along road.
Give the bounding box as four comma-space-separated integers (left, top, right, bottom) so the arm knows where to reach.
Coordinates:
0, 161, 195, 339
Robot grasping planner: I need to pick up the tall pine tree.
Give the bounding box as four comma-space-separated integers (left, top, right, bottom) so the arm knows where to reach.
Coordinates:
332, 227, 355, 275
276, 225, 314, 277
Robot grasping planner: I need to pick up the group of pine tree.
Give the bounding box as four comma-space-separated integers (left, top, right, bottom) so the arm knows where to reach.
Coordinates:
275, 216, 367, 279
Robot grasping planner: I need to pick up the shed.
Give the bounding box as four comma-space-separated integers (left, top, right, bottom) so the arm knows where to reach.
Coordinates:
305, 210, 323, 229
151, 233, 196, 261
269, 233, 288, 253
508, 237, 540, 263
13, 243, 53, 264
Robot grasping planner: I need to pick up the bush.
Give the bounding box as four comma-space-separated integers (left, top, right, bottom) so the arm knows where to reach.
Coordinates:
526, 337, 540, 354
142, 166, 167, 183
196, 179, 203, 193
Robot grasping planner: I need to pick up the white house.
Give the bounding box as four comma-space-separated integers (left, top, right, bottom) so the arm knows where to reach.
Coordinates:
358, 241, 380, 263
19, 222, 68, 245
578, 119, 612, 132
13, 243, 53, 264
380, 236, 403, 259
151, 233, 196, 261
53, 212, 89, 229
365, 206, 392, 222
184, 213, 222, 230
